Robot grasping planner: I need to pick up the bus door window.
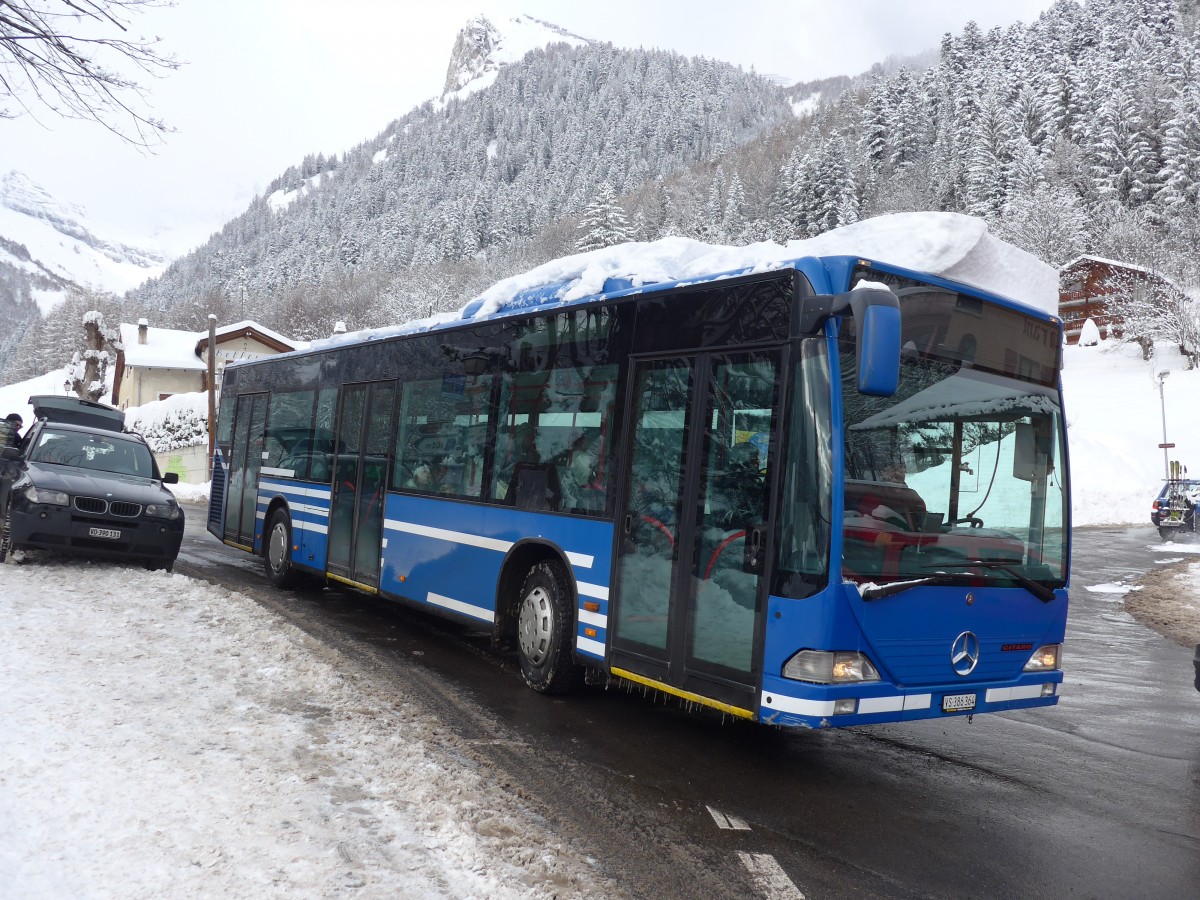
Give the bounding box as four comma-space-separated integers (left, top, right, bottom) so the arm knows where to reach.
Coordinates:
354, 383, 396, 577
690, 352, 780, 675
328, 381, 395, 584
614, 359, 693, 652
328, 386, 367, 571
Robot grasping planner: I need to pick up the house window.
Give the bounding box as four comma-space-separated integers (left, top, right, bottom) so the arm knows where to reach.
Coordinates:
158, 393, 174, 401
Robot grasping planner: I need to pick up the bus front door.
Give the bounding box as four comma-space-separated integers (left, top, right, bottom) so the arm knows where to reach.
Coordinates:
326, 380, 396, 590
611, 350, 782, 715
223, 392, 268, 550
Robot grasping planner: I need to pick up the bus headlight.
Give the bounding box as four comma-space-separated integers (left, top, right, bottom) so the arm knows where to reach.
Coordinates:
25, 486, 69, 506
783, 650, 880, 684
1024, 644, 1061, 672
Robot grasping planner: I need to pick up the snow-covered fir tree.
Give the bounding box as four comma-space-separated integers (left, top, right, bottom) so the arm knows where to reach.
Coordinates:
10, 0, 1200, 382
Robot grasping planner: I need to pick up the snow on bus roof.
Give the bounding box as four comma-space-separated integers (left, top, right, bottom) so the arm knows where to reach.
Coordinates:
309, 213, 1057, 351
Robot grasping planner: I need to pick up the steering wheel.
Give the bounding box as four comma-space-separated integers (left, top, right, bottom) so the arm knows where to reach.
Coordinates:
947, 516, 984, 528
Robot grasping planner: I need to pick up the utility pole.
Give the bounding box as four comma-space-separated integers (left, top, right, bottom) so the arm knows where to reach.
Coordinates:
1157, 370, 1171, 480
207, 314, 217, 480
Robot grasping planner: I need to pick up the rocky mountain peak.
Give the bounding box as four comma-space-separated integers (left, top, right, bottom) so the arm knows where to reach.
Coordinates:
442, 14, 590, 97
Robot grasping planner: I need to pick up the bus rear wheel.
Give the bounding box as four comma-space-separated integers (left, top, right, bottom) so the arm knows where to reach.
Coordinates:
516, 560, 584, 695
265, 509, 302, 589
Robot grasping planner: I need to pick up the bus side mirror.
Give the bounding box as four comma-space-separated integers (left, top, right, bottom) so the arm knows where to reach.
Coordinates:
1013, 422, 1053, 481
848, 288, 901, 397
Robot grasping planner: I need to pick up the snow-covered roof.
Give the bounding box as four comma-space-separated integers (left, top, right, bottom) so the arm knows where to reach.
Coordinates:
119, 320, 300, 370
119, 323, 207, 371
306, 212, 1059, 353
1060, 254, 1156, 276
206, 320, 297, 350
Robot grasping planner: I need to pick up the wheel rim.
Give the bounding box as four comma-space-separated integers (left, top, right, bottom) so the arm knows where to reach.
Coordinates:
518, 585, 553, 667
268, 521, 288, 573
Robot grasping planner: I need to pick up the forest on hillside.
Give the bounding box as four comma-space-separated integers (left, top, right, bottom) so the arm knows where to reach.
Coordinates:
5, 0, 1200, 384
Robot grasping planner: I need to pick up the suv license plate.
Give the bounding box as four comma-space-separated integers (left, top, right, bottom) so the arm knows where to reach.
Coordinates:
88, 527, 121, 540
942, 693, 976, 713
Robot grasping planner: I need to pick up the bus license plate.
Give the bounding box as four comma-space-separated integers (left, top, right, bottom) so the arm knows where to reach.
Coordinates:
88, 527, 121, 540
942, 693, 976, 713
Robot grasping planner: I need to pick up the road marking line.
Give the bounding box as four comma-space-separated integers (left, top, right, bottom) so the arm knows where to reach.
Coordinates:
707, 805, 751, 831
738, 852, 806, 899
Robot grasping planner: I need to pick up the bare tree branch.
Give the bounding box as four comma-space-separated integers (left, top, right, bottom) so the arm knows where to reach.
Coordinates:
0, 0, 179, 146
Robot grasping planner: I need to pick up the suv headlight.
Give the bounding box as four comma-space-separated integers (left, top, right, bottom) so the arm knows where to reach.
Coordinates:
1024, 644, 1062, 672
783, 650, 881, 684
144, 502, 181, 520
25, 486, 69, 506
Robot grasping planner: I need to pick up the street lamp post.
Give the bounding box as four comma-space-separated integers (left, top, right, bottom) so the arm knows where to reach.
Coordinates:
1158, 370, 1171, 480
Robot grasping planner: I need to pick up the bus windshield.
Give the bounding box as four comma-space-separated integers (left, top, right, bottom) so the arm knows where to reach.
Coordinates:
839, 275, 1068, 592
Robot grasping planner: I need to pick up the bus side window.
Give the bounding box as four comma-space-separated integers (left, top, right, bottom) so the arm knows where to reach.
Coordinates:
394, 374, 492, 500
264, 389, 316, 478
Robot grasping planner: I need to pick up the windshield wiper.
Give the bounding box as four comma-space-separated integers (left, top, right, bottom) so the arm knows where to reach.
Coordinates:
972, 560, 1057, 603
859, 573, 976, 601
917, 560, 1057, 604
860, 563, 1060, 603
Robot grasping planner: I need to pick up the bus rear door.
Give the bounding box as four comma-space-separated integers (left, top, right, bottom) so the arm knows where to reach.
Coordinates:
223, 392, 268, 550
610, 349, 783, 716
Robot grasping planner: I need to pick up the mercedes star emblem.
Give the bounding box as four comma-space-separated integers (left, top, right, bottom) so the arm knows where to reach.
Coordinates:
951, 630, 980, 676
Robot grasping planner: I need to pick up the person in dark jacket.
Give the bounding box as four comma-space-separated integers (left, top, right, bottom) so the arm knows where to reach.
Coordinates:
2, 412, 22, 447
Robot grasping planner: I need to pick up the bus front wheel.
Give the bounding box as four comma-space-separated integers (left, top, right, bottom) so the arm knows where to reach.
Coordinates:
265, 509, 302, 589
516, 560, 584, 695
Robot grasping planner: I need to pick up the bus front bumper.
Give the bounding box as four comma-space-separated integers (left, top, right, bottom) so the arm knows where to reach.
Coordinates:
757, 672, 1063, 729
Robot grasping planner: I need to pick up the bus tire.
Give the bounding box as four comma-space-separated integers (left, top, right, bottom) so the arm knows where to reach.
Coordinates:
265, 508, 302, 589
516, 560, 584, 695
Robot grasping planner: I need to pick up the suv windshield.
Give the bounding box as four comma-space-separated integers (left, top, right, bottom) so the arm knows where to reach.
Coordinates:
28, 428, 155, 478
839, 271, 1068, 592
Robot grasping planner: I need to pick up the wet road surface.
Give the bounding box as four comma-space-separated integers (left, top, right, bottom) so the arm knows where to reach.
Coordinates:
177, 509, 1199, 899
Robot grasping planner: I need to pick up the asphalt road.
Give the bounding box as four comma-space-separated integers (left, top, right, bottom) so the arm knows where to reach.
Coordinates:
177, 508, 1200, 899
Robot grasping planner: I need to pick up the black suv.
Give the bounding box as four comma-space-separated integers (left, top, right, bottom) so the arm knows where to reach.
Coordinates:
0, 396, 185, 570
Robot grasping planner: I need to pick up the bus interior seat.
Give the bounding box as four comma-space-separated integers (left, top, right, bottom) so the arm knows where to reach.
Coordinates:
506, 461, 562, 511
844, 479, 927, 531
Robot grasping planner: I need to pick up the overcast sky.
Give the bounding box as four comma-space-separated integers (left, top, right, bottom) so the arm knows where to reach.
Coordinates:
3, 0, 1057, 255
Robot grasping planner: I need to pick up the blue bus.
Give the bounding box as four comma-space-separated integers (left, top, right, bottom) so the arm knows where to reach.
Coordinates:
209, 224, 1069, 728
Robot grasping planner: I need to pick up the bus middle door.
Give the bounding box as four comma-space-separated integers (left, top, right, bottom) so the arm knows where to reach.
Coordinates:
326, 380, 396, 591
610, 349, 783, 716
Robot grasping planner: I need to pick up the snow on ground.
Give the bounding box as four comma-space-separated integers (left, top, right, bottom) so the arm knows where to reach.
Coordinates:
0, 560, 611, 899
1062, 337, 1199, 526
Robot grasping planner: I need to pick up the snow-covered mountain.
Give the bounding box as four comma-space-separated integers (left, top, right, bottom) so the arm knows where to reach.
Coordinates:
0, 171, 167, 308
441, 14, 591, 99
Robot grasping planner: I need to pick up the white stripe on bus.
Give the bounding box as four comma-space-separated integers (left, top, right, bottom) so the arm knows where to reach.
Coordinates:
384, 518, 596, 571
576, 636, 605, 657
259, 480, 332, 501
575, 580, 608, 601
427, 591, 495, 623
857, 694, 932, 715
578, 608, 607, 629
564, 551, 594, 569
986, 684, 1051, 703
